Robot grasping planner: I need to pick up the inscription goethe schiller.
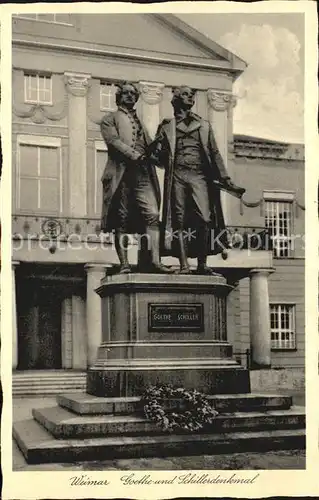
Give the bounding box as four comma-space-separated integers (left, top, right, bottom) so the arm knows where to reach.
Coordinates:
148, 303, 204, 332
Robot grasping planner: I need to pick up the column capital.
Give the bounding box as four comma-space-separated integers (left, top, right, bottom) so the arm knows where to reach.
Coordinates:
207, 89, 236, 111
64, 72, 91, 97
249, 267, 275, 277
85, 263, 112, 273
139, 81, 165, 105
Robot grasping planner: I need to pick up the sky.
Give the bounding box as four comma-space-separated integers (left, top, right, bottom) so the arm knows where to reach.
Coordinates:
178, 14, 304, 143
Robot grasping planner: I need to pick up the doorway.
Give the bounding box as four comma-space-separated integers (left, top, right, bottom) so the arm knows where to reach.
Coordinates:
17, 282, 62, 370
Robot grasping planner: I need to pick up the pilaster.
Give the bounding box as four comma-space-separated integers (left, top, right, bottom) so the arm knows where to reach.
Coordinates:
64, 72, 91, 217
207, 90, 236, 225
139, 81, 165, 220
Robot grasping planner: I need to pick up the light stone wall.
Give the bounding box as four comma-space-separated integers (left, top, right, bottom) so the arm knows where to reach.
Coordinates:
250, 368, 305, 392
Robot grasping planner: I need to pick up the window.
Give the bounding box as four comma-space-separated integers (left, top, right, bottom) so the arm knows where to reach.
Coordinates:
100, 83, 117, 111
94, 141, 108, 215
24, 74, 52, 105
270, 304, 296, 350
17, 136, 62, 214
14, 13, 72, 25
264, 192, 294, 258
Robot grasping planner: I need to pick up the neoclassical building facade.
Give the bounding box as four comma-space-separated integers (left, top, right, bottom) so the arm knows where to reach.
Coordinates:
11, 13, 304, 394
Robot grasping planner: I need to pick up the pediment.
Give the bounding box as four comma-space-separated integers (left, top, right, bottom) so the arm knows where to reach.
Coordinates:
12, 13, 246, 75
77, 13, 246, 72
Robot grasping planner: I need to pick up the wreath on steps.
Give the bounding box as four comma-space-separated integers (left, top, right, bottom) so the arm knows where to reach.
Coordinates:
141, 384, 219, 433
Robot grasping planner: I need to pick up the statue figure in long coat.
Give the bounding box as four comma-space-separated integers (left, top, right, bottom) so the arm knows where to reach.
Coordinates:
155, 86, 246, 275
100, 82, 173, 274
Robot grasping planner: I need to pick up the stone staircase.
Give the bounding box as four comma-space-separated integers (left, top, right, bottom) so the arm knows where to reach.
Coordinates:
12, 371, 86, 397
13, 392, 305, 464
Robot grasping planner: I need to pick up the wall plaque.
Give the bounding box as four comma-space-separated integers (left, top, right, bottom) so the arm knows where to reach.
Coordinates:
148, 303, 204, 332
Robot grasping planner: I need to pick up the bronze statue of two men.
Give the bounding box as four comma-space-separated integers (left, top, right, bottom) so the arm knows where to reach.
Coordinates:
100, 82, 245, 275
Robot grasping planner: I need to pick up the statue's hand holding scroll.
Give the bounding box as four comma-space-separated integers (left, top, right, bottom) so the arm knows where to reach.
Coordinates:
213, 177, 246, 199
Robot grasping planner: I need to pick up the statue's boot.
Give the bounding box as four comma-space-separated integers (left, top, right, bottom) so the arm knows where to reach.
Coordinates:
197, 266, 222, 277
197, 227, 222, 277
221, 249, 229, 260
176, 230, 191, 275
115, 230, 132, 274
145, 227, 174, 274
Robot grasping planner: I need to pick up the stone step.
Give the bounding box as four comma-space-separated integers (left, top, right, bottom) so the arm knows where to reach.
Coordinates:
13, 418, 306, 465
32, 405, 305, 439
13, 387, 86, 397
57, 392, 292, 415
13, 372, 86, 396
14, 378, 86, 383
13, 372, 86, 378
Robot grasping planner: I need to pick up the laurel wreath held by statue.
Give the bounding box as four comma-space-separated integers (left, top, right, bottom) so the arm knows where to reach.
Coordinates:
141, 384, 219, 433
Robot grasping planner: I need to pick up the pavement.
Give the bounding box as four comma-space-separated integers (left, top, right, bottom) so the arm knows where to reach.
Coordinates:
12, 393, 306, 471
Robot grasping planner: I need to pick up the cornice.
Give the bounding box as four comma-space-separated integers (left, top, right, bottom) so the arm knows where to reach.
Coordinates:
12, 38, 242, 74
232, 138, 304, 162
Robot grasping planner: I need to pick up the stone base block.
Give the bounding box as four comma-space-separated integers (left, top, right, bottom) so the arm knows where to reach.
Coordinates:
57, 392, 293, 415
97, 342, 233, 361
87, 365, 251, 397
32, 405, 305, 439
13, 419, 305, 465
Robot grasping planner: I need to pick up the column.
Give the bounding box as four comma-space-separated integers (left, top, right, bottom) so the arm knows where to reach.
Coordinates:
85, 264, 107, 367
207, 90, 236, 225
61, 297, 72, 369
72, 295, 87, 369
12, 261, 19, 370
139, 81, 165, 219
64, 72, 91, 216
249, 268, 274, 368
226, 280, 240, 349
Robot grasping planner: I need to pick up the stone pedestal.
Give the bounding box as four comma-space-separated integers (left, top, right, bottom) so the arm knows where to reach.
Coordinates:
87, 273, 250, 396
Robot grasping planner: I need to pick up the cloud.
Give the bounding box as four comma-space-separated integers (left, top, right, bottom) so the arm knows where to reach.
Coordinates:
219, 24, 303, 142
